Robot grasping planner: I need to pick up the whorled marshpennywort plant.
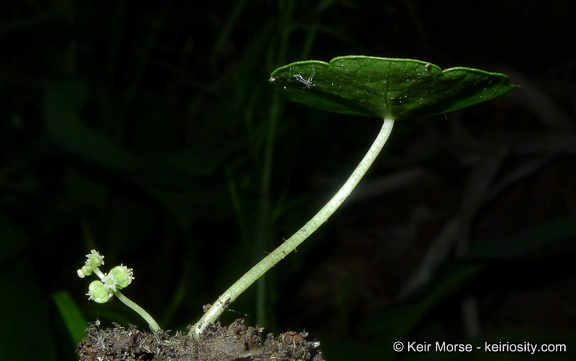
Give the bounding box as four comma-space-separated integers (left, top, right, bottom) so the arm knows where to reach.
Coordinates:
193, 56, 513, 336
77, 56, 513, 339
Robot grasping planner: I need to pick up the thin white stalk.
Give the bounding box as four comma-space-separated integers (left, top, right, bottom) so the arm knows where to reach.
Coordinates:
191, 118, 395, 338
115, 290, 161, 332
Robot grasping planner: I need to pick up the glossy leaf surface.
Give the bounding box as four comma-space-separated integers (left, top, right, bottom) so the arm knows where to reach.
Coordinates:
269, 56, 513, 120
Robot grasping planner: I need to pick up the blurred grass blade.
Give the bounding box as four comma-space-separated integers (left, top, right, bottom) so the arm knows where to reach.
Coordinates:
53, 290, 88, 346
364, 217, 576, 358
43, 79, 147, 171
469, 217, 576, 259
0, 257, 56, 361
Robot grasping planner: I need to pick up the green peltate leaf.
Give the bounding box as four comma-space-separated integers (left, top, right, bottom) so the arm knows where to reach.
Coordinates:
269, 56, 513, 120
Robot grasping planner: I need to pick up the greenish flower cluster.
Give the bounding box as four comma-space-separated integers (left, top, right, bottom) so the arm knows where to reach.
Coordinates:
77, 250, 134, 304
76, 249, 161, 331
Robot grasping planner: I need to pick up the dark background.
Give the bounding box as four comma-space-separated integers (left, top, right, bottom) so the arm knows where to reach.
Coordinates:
1, 1, 575, 360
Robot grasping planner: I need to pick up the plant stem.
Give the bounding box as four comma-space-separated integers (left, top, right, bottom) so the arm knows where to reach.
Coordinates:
114, 290, 161, 332
191, 118, 395, 338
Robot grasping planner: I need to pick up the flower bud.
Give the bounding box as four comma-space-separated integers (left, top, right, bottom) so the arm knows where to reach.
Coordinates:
109, 265, 134, 289
87, 280, 112, 304
80, 265, 94, 277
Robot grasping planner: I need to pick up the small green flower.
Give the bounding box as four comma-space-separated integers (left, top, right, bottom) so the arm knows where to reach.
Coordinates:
87, 249, 105, 268
87, 280, 112, 304
101, 273, 119, 293
109, 265, 134, 289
